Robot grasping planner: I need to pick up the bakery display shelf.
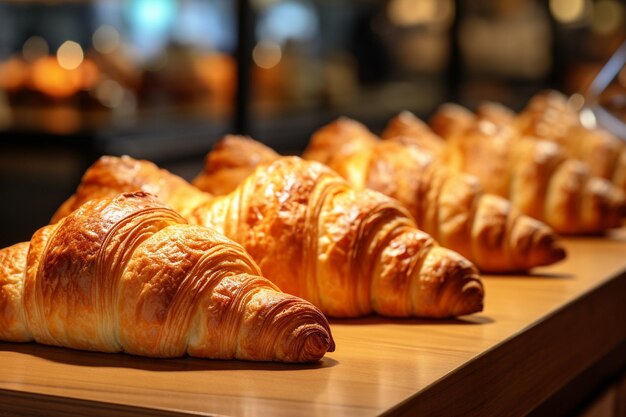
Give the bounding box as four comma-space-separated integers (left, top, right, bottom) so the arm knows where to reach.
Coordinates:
1, 230, 626, 417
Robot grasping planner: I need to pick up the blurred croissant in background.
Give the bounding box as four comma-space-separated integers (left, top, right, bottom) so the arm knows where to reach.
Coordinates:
481, 90, 626, 194
384, 105, 625, 235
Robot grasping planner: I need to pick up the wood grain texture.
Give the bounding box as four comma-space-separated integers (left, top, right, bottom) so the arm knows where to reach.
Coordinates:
1, 231, 626, 417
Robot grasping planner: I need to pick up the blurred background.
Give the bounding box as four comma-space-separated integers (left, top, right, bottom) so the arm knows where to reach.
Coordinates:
0, 0, 625, 246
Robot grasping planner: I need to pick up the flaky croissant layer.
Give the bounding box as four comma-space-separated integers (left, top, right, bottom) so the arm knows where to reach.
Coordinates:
0, 192, 334, 363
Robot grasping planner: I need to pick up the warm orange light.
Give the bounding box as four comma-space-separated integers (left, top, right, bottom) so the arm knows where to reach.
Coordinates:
79, 58, 100, 90
31, 56, 82, 98
193, 53, 236, 100
40, 106, 80, 134
389, 0, 435, 26
387, 0, 454, 28
0, 56, 28, 91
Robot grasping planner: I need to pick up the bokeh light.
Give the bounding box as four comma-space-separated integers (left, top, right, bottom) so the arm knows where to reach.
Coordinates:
253, 41, 282, 69
0, 57, 28, 91
22, 36, 49, 63
388, 0, 454, 28
591, 0, 624, 35
96, 79, 125, 108
57, 41, 84, 70
93, 25, 121, 54
31, 57, 82, 98
550, 0, 587, 23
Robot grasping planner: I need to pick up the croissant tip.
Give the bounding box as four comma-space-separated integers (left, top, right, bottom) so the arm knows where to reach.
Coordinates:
455, 278, 485, 316
296, 325, 335, 362
534, 234, 568, 267
552, 245, 567, 263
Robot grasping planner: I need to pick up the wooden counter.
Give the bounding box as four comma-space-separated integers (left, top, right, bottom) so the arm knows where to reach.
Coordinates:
2, 231, 626, 417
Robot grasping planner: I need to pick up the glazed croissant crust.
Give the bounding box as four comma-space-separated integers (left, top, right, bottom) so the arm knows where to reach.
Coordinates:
55, 155, 484, 318
418, 104, 626, 234
301, 118, 566, 272
194, 155, 484, 317
0, 192, 334, 362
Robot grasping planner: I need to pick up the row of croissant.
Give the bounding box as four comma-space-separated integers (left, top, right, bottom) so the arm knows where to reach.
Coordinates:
0, 90, 624, 364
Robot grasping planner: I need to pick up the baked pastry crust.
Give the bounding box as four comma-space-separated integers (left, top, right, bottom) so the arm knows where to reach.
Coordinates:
1, 192, 334, 362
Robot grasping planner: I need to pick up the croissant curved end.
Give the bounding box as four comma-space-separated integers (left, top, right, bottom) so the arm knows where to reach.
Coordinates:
532, 233, 567, 267
267, 297, 335, 363
287, 309, 336, 362
434, 250, 485, 317
293, 322, 336, 362
450, 278, 485, 317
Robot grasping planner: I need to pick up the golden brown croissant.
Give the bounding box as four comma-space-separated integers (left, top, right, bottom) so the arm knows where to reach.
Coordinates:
192, 134, 280, 196
303, 118, 566, 272
409, 105, 626, 234
55, 155, 484, 318
51, 155, 213, 223
0, 192, 334, 362
193, 156, 483, 317
478, 91, 626, 193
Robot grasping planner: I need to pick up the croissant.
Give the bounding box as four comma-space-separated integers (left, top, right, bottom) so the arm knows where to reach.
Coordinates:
192, 134, 280, 196
51, 155, 213, 223
192, 135, 280, 196
302, 118, 566, 272
478, 91, 626, 193
193, 156, 484, 317
56, 155, 484, 318
406, 105, 625, 234
0, 192, 334, 362
426, 103, 478, 147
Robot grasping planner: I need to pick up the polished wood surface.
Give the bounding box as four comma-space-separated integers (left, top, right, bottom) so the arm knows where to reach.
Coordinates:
1, 231, 626, 417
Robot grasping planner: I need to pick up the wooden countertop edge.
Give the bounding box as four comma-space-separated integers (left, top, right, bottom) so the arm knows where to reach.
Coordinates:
0, 388, 221, 417
0, 380, 373, 417
383, 269, 626, 417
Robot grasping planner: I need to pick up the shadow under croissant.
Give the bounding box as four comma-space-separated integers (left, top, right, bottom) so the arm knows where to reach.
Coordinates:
329, 314, 494, 326
0, 342, 339, 372
481, 272, 575, 279
566, 229, 626, 241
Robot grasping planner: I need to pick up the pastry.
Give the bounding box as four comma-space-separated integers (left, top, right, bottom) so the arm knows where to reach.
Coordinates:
1, 192, 334, 362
